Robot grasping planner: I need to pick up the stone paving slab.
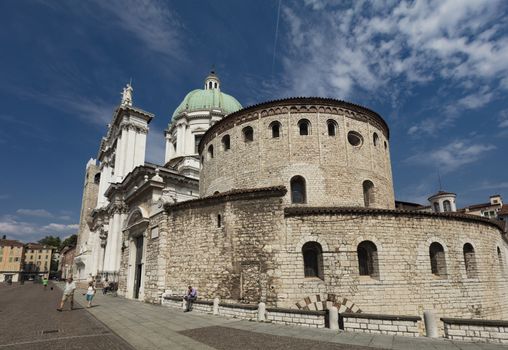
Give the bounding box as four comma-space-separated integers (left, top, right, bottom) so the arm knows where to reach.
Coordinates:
77, 286, 508, 350
0, 282, 135, 350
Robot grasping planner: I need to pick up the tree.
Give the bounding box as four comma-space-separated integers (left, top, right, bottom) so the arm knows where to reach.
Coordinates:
60, 234, 78, 250
38, 235, 61, 248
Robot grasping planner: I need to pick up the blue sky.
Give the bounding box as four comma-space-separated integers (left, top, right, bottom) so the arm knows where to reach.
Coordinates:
1, 0, 507, 242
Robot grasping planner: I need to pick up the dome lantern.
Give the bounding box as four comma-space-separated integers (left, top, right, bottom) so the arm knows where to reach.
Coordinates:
204, 70, 220, 90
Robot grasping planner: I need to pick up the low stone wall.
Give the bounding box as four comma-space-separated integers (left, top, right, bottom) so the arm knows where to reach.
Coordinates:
442, 318, 508, 344
266, 307, 326, 328
161, 295, 326, 328
342, 313, 421, 337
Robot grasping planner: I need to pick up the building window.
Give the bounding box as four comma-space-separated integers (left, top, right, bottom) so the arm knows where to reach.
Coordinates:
348, 131, 363, 147
362, 180, 374, 207
327, 119, 337, 136
94, 173, 101, 184
463, 243, 477, 278
194, 134, 202, 154
222, 135, 230, 151
443, 200, 452, 212
290, 176, 306, 204
429, 242, 447, 277
207, 145, 214, 159
302, 242, 323, 279
270, 121, 281, 138
498, 247, 504, 273
373, 133, 379, 146
384, 141, 388, 150
357, 241, 379, 277
217, 214, 222, 228
433, 202, 440, 213
298, 119, 311, 135
243, 126, 254, 142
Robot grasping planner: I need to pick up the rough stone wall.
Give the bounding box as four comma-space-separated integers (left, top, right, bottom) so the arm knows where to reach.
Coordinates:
343, 315, 420, 336
160, 194, 286, 304
200, 106, 394, 209
279, 212, 508, 323
76, 162, 100, 255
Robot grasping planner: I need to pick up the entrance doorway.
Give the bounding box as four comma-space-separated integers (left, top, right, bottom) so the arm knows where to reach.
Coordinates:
133, 235, 144, 299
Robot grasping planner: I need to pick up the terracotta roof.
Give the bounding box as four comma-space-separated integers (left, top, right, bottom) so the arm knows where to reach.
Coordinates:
499, 204, 508, 216
463, 202, 494, 211
0, 239, 24, 247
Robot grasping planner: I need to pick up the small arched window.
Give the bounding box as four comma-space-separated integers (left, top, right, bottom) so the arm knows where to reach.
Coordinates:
463, 243, 477, 278
433, 202, 440, 213
327, 119, 337, 136
443, 200, 452, 212
94, 173, 101, 184
298, 119, 310, 135
357, 241, 379, 278
207, 145, 214, 159
217, 214, 222, 228
429, 242, 447, 277
373, 133, 379, 146
498, 247, 504, 273
363, 180, 374, 207
270, 121, 281, 138
222, 135, 230, 151
302, 242, 323, 279
290, 176, 306, 204
208, 81, 212, 89
243, 126, 254, 142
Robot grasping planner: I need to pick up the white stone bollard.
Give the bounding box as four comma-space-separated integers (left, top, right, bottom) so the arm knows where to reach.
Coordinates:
329, 306, 339, 330
258, 302, 266, 322
182, 298, 187, 311
424, 310, 438, 338
213, 297, 220, 315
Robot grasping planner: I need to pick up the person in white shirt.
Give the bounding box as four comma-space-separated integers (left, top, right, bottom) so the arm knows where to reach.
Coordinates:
57, 277, 76, 311
86, 281, 96, 308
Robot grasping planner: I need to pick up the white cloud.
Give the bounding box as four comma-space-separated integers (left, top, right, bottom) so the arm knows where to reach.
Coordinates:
280, 0, 508, 125
406, 139, 496, 173
41, 223, 79, 233
16, 209, 53, 218
94, 0, 183, 59
0, 215, 79, 242
145, 126, 166, 165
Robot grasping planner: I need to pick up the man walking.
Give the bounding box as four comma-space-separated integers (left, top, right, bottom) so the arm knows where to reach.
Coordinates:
57, 277, 76, 311
184, 285, 197, 312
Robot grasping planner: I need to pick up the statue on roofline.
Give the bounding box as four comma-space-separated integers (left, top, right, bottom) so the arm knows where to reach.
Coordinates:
121, 83, 133, 106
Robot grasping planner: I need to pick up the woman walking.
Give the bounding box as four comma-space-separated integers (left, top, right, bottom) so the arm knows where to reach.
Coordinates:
85, 281, 96, 308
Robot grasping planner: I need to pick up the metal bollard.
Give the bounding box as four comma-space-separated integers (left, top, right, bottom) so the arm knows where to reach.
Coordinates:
424, 310, 438, 338
258, 302, 266, 322
329, 306, 339, 330
213, 297, 220, 315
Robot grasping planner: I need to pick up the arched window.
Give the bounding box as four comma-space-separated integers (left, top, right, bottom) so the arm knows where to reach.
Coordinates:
222, 135, 230, 151
463, 243, 477, 278
429, 242, 447, 277
270, 121, 281, 138
433, 202, 440, 213
290, 176, 306, 204
217, 214, 222, 228
373, 133, 379, 146
357, 241, 379, 278
443, 200, 451, 212
363, 180, 374, 207
94, 173, 101, 184
348, 131, 363, 147
327, 119, 337, 136
298, 119, 310, 135
498, 247, 504, 273
302, 242, 323, 279
384, 141, 388, 150
243, 126, 254, 142
207, 145, 214, 159
208, 81, 212, 89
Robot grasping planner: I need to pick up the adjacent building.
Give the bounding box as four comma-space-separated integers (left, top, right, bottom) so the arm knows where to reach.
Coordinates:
23, 243, 53, 274
59, 245, 76, 280
0, 239, 25, 282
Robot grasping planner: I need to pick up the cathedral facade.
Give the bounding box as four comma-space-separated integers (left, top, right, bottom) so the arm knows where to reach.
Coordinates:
75, 72, 508, 323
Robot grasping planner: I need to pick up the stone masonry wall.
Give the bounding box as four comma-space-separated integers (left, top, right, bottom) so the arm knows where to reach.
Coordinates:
200, 102, 394, 209
442, 318, 508, 344
343, 313, 421, 337
279, 210, 508, 331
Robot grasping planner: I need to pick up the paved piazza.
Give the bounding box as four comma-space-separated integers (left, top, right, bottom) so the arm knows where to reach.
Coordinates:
1, 283, 507, 350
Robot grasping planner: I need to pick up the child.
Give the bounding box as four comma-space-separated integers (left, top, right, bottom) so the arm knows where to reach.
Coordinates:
86, 281, 96, 308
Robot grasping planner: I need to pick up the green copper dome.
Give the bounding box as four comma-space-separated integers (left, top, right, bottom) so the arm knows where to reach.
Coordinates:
171, 88, 242, 120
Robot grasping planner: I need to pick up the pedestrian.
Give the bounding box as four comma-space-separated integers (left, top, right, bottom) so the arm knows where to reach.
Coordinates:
57, 277, 76, 311
42, 275, 49, 290
85, 281, 96, 308
183, 285, 197, 312
102, 279, 109, 295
